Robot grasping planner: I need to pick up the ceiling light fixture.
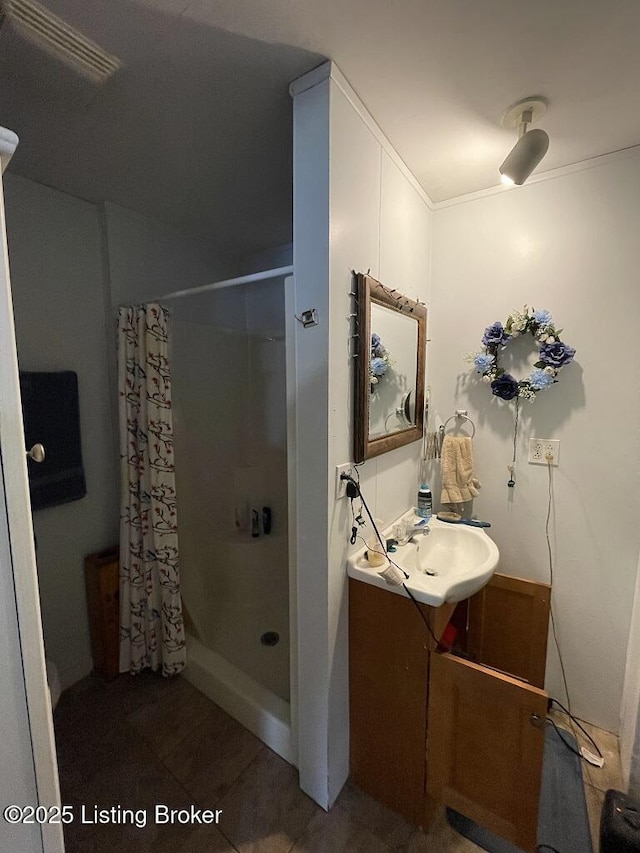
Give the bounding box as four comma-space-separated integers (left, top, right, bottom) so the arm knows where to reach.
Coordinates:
499, 97, 549, 186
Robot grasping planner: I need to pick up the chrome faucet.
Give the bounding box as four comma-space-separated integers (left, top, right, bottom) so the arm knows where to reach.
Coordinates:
408, 526, 431, 544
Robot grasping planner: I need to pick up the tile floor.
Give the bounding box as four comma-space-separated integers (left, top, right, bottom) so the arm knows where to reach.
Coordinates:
54, 674, 619, 852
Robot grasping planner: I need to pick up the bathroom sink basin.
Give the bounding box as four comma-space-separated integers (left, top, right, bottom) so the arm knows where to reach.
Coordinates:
346, 512, 499, 607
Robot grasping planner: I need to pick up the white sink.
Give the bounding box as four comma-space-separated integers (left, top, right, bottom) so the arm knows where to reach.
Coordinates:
346, 511, 499, 607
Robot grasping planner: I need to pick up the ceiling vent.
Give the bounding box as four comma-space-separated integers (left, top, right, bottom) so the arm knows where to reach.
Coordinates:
2, 0, 121, 83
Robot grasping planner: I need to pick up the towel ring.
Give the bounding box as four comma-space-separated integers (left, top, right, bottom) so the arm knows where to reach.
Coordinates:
441, 410, 476, 438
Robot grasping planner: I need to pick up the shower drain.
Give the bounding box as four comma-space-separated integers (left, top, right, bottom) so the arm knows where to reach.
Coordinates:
261, 631, 280, 647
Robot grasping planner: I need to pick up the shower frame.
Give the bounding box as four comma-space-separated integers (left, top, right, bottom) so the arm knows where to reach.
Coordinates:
154, 265, 299, 766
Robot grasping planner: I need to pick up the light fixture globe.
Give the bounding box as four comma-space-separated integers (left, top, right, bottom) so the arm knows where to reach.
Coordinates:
499, 97, 549, 186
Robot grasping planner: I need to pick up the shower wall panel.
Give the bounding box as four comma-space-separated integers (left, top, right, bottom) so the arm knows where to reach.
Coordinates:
171, 279, 289, 701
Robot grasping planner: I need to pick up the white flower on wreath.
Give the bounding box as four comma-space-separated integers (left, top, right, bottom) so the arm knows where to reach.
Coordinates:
519, 387, 536, 400
508, 307, 529, 335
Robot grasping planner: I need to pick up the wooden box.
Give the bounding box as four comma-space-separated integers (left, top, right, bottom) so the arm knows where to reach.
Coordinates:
84, 546, 120, 680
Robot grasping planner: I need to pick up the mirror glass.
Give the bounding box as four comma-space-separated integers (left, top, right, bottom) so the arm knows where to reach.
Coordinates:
354, 274, 427, 463
369, 302, 419, 438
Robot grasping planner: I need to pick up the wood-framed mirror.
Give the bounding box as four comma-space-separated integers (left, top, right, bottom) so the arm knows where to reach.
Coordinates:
354, 273, 427, 463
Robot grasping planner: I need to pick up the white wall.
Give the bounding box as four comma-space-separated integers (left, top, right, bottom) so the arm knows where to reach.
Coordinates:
103, 202, 233, 477
5, 174, 118, 689
240, 242, 293, 275
3, 182, 232, 692
104, 202, 231, 307
292, 62, 432, 807
621, 552, 640, 793
429, 153, 640, 733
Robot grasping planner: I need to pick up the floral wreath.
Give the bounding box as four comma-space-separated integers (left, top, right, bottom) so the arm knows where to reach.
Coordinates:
468, 306, 576, 401
370, 333, 393, 392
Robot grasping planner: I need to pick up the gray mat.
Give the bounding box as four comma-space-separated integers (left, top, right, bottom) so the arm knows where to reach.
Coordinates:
447, 724, 593, 853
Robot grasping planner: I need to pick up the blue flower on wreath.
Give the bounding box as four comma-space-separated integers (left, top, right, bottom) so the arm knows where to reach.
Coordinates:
482, 321, 510, 348
371, 357, 388, 377
371, 333, 386, 357
473, 353, 495, 374
533, 308, 552, 326
491, 373, 519, 401
539, 341, 576, 368
529, 369, 554, 390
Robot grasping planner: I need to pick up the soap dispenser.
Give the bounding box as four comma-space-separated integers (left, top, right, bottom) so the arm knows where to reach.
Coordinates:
417, 483, 433, 521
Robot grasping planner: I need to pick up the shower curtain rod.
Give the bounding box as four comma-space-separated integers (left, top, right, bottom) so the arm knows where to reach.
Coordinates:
140, 265, 294, 306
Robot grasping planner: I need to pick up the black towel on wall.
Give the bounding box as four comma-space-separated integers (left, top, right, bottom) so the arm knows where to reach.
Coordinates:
19, 371, 87, 511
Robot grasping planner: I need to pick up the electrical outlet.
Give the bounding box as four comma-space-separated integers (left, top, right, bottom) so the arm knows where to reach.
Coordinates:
528, 438, 560, 466
335, 463, 354, 499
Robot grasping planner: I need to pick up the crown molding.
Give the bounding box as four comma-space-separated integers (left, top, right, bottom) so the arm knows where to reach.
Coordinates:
434, 144, 640, 210
290, 61, 434, 211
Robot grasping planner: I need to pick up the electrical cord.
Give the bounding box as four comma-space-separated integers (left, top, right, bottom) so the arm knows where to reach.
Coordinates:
545, 459, 602, 766
545, 457, 582, 757
345, 474, 441, 647
351, 529, 441, 647
346, 476, 404, 571
543, 460, 598, 850
550, 698, 602, 759
546, 460, 571, 711
349, 485, 365, 545
402, 582, 441, 647
345, 475, 410, 583
507, 397, 519, 487
546, 716, 583, 760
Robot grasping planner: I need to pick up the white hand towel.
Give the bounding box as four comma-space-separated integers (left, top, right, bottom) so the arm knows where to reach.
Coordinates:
440, 435, 481, 514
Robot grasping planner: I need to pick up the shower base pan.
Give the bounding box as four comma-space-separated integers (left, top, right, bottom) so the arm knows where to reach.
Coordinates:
183, 633, 295, 766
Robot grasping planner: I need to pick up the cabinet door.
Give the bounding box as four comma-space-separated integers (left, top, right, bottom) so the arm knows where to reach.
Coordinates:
426, 652, 547, 853
467, 573, 550, 689
349, 579, 431, 826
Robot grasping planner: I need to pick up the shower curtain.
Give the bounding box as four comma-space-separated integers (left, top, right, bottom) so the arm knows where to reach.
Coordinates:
117, 303, 186, 676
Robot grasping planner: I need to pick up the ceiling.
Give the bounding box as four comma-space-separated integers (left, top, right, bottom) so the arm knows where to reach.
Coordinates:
2, 0, 640, 261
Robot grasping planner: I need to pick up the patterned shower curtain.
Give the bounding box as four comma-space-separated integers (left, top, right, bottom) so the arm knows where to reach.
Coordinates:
117, 304, 186, 676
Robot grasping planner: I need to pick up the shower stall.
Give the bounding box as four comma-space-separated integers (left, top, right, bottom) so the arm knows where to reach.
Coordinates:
167, 268, 296, 763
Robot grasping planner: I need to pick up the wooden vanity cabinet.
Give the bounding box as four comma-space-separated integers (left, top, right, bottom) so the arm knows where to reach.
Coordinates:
349, 573, 551, 853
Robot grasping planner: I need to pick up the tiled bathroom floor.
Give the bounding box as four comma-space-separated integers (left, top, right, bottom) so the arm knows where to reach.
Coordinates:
54, 673, 618, 852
